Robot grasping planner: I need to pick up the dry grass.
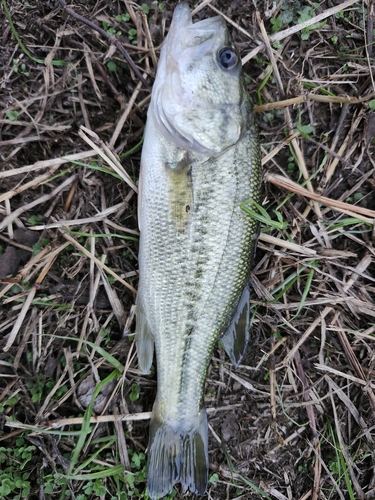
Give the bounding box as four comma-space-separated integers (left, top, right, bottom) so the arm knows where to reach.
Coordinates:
1, 0, 375, 499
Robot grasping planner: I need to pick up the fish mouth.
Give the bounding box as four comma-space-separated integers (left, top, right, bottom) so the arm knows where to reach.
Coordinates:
149, 2, 244, 157
168, 2, 227, 49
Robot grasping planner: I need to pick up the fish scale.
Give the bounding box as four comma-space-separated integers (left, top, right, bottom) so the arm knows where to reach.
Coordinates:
135, 3, 261, 498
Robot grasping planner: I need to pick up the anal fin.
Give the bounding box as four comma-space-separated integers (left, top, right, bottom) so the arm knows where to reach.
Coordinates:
220, 285, 251, 368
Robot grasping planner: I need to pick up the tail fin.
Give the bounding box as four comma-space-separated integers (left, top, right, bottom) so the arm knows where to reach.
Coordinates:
147, 408, 208, 499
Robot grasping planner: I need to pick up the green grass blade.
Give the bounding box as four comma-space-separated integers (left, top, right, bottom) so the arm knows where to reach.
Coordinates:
241, 200, 288, 230
67, 370, 120, 475
270, 263, 311, 299
65, 464, 125, 480
2, 0, 66, 66
291, 262, 317, 319
73, 439, 116, 473
257, 68, 272, 106
51, 336, 125, 372
119, 137, 144, 159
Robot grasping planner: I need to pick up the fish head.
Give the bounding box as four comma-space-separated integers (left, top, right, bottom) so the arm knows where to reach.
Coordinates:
150, 2, 247, 158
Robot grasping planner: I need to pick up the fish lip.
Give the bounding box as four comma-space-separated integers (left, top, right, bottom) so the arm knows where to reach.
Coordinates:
168, 2, 191, 29
168, 2, 226, 47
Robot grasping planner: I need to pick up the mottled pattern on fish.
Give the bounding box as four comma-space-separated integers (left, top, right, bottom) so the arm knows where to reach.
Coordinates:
139, 118, 260, 416
135, 3, 262, 498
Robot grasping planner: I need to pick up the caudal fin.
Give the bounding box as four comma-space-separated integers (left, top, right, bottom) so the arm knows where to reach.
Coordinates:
147, 408, 208, 499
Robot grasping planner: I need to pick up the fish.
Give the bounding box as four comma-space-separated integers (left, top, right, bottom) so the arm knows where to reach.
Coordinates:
135, 3, 261, 498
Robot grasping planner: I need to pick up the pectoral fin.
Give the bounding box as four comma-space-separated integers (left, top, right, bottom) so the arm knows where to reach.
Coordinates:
137, 163, 144, 231
135, 299, 154, 372
167, 163, 193, 233
220, 285, 251, 368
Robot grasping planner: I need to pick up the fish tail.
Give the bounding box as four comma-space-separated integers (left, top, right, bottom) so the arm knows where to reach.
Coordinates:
147, 408, 208, 499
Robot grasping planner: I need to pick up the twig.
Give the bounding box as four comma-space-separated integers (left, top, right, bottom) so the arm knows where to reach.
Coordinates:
269, 335, 277, 420
109, 77, 145, 148
0, 175, 77, 231
265, 173, 375, 222
284, 307, 333, 364
0, 150, 97, 179
332, 312, 375, 412
242, 0, 361, 65
58, 0, 150, 90
316, 364, 375, 390
254, 92, 375, 113
3, 287, 37, 352
60, 229, 137, 294
329, 389, 366, 499
78, 126, 138, 192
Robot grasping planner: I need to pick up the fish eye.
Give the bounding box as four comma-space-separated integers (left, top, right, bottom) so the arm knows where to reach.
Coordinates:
218, 48, 238, 70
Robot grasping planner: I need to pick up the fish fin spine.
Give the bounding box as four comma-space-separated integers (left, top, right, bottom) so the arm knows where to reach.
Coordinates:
220, 284, 250, 367
135, 298, 154, 372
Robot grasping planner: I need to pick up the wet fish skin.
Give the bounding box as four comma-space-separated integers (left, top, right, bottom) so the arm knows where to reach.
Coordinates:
135, 3, 261, 498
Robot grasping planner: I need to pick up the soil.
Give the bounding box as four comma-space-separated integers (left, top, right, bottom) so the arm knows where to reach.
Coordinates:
1, 1, 375, 499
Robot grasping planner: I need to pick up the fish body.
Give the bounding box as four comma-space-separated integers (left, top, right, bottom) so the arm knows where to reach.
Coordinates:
136, 3, 261, 498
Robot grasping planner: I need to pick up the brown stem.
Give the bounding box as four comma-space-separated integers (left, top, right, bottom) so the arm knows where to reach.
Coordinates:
58, 0, 151, 91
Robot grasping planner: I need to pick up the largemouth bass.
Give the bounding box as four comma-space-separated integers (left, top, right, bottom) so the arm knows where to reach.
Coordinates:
136, 3, 261, 498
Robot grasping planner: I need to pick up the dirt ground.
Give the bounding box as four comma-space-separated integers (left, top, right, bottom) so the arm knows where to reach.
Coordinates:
1, 0, 375, 499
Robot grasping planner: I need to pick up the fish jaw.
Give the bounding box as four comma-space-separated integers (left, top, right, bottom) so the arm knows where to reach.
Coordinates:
149, 2, 244, 156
